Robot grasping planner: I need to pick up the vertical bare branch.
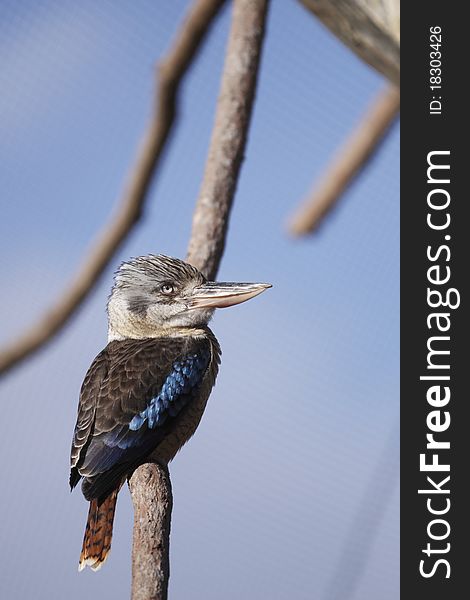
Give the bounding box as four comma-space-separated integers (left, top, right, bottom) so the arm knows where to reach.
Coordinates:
0, 0, 225, 378
187, 0, 270, 279
287, 85, 399, 236
129, 463, 173, 600
129, 1, 269, 599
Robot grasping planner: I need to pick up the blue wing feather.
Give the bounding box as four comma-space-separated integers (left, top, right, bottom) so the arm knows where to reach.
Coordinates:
129, 349, 210, 432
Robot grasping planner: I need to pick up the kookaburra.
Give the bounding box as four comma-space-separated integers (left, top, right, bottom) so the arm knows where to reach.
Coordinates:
70, 254, 270, 571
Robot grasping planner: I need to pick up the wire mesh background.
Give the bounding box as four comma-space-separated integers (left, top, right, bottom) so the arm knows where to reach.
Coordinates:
0, 1, 399, 598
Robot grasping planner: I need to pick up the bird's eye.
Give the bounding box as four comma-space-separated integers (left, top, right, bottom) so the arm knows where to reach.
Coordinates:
160, 284, 174, 295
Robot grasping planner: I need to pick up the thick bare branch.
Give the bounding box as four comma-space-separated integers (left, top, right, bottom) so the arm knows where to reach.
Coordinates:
129, 463, 173, 600
0, 0, 225, 378
300, 0, 400, 85
187, 0, 269, 279
287, 85, 399, 237
129, 1, 269, 599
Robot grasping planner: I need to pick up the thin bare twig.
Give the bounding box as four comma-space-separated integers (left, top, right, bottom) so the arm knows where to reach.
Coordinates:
0, 0, 225, 378
287, 84, 400, 237
324, 421, 399, 599
129, 1, 269, 598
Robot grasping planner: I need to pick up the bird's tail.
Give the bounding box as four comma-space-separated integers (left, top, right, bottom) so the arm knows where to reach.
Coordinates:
79, 489, 118, 571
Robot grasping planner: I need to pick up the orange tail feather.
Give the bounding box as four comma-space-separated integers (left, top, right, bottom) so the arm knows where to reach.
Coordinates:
79, 489, 118, 571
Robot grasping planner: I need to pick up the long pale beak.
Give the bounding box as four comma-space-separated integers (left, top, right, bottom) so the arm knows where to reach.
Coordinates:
188, 281, 272, 309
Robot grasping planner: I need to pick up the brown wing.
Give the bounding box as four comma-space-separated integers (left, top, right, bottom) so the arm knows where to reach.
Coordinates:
70, 348, 109, 473
70, 336, 213, 500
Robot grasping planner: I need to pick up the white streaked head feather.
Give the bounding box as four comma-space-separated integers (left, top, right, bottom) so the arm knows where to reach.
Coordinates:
107, 255, 213, 341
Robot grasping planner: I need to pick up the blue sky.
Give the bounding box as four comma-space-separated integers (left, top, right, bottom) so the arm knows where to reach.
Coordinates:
0, 1, 399, 598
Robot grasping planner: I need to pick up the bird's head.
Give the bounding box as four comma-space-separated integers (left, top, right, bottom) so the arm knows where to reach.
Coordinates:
107, 254, 271, 340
